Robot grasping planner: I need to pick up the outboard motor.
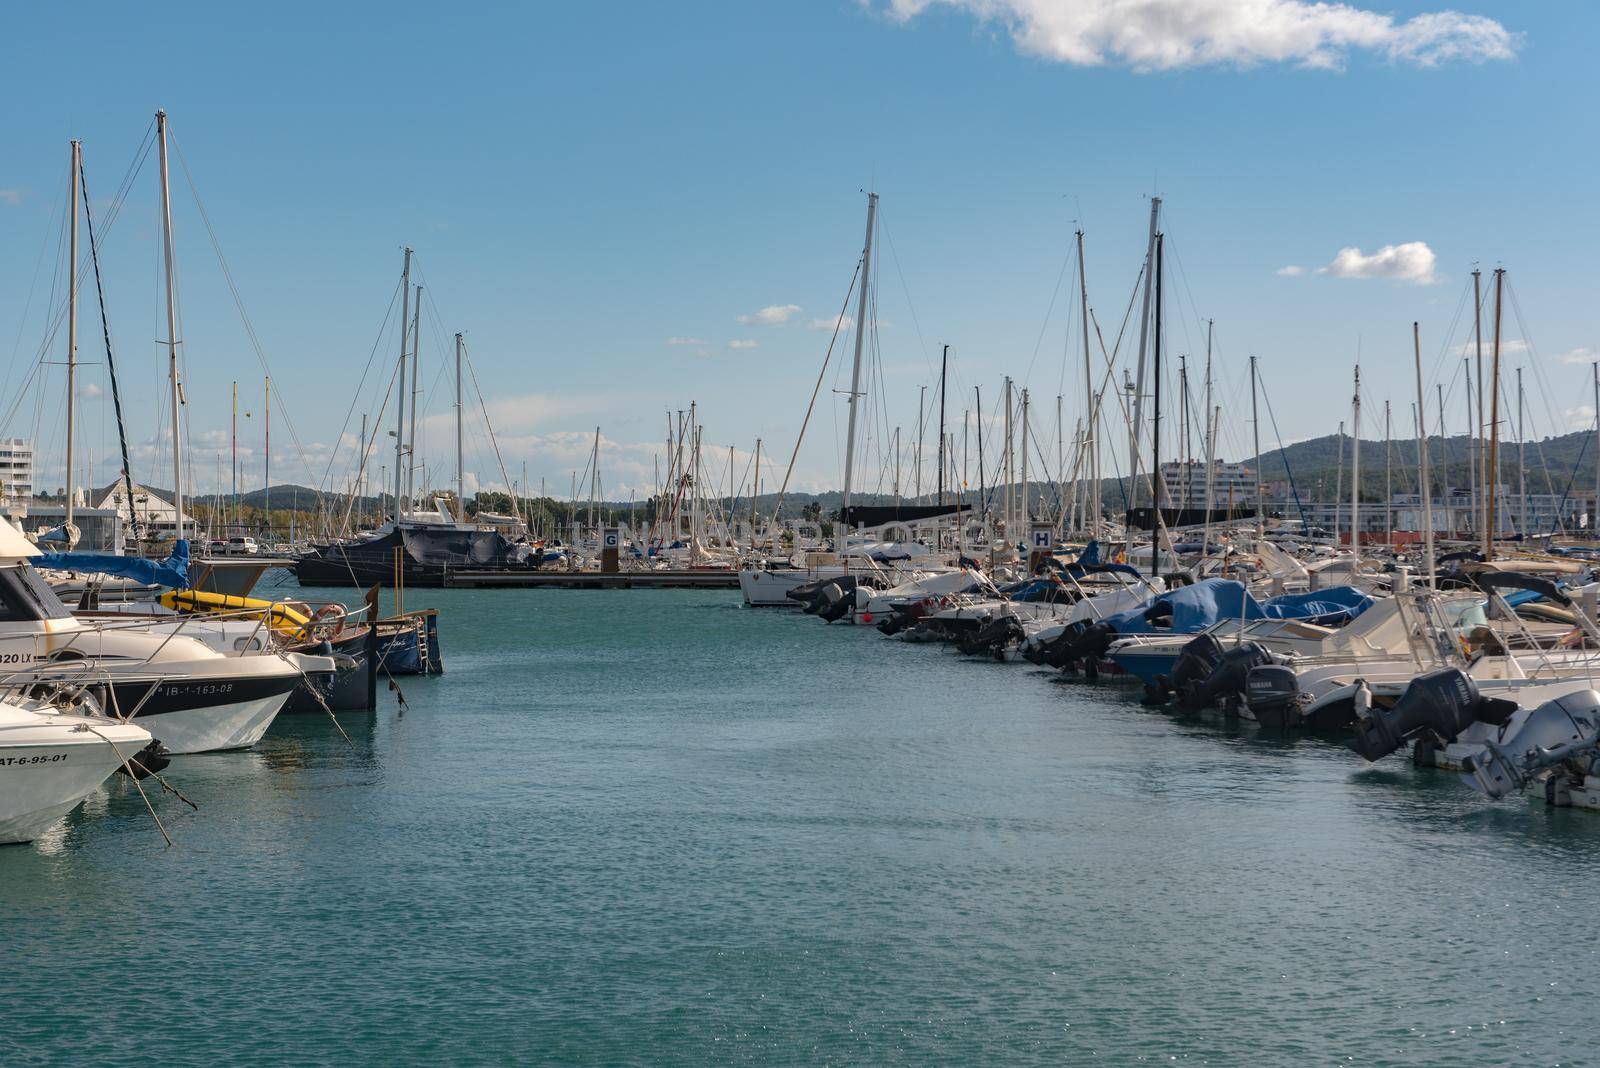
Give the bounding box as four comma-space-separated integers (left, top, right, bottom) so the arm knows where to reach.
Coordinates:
960, 614, 1025, 659
803, 579, 852, 615
1245, 664, 1303, 728
785, 578, 830, 605
817, 582, 857, 623
877, 608, 916, 636
1178, 641, 1274, 713
114, 739, 172, 780
1160, 634, 1226, 706
1054, 622, 1117, 669
1349, 667, 1518, 763
1460, 690, 1600, 799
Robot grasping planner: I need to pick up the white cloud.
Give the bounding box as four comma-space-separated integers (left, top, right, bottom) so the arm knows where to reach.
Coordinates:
807, 313, 855, 333
1453, 339, 1529, 358
1317, 241, 1437, 284
82, 382, 104, 398
1556, 346, 1600, 366
1565, 405, 1596, 429
1275, 265, 1304, 277
737, 303, 801, 326
728, 339, 759, 350
665, 336, 705, 346
0, 189, 24, 206
875, 0, 1517, 71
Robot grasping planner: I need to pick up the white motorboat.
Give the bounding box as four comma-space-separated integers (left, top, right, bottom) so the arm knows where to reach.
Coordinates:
0, 694, 151, 845
0, 525, 330, 754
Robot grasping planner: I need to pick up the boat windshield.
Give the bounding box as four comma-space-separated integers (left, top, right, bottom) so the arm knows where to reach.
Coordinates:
0, 565, 71, 622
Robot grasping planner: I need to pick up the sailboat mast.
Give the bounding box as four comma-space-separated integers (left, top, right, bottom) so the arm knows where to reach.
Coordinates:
1076, 230, 1096, 536
1250, 355, 1263, 544
65, 139, 80, 531
1472, 268, 1485, 546
1413, 323, 1436, 587
839, 191, 877, 519
938, 344, 948, 506
1485, 267, 1505, 558
1129, 198, 1161, 558
1148, 232, 1163, 577
1350, 364, 1361, 565
264, 376, 271, 538
408, 284, 423, 506
1384, 401, 1393, 549
1020, 388, 1030, 526
1003, 378, 1014, 537
454, 332, 465, 517
156, 110, 184, 539
1517, 366, 1527, 538
394, 248, 412, 521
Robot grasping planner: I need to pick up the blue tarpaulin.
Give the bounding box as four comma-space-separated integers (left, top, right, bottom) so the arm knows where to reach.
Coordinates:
1101, 578, 1373, 636
36, 539, 190, 589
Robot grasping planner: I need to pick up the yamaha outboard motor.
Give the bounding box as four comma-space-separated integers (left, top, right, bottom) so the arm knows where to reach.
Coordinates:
1160, 634, 1226, 706
1349, 667, 1518, 763
1053, 622, 1117, 669
1460, 690, 1600, 799
1245, 664, 1303, 728
1178, 641, 1274, 713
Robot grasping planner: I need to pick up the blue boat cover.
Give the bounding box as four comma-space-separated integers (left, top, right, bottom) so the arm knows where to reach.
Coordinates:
37, 539, 191, 589
1101, 578, 1373, 635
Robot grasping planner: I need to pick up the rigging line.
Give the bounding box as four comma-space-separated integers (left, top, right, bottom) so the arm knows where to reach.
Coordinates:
338, 328, 407, 535
768, 257, 862, 538
1255, 367, 1309, 528
877, 211, 935, 379
167, 130, 323, 505
10, 125, 155, 410
461, 341, 520, 511
319, 277, 403, 495
78, 156, 143, 540
1023, 243, 1074, 388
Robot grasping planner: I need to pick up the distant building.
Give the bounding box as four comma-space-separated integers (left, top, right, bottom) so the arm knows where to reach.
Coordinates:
0, 439, 34, 502
88, 482, 196, 540
1159, 460, 1257, 508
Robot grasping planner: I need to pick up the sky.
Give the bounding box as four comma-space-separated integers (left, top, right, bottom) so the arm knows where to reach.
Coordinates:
0, 0, 1593, 506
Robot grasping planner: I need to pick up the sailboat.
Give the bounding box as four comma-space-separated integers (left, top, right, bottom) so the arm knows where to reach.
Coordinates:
738, 192, 963, 607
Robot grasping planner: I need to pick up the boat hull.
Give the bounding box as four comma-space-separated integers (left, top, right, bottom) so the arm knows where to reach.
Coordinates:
0, 724, 150, 844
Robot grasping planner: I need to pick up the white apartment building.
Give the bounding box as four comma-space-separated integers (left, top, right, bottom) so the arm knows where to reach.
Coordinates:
1159, 460, 1257, 508
0, 439, 34, 501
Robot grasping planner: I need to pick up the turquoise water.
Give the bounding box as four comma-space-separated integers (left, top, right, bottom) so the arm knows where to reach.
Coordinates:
4, 586, 1597, 1065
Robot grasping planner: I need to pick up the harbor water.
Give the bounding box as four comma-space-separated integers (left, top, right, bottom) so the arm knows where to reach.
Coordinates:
5, 587, 1597, 1064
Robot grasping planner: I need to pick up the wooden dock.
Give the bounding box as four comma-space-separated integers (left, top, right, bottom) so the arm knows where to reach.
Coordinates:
442, 569, 741, 590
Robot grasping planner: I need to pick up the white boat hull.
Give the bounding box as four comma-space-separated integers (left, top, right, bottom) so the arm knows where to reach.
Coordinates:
0, 721, 150, 844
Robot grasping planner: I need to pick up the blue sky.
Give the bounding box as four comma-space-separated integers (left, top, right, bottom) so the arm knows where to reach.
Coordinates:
0, 1, 1591, 504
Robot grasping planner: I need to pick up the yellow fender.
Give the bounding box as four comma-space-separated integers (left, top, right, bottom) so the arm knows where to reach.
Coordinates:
160, 589, 313, 638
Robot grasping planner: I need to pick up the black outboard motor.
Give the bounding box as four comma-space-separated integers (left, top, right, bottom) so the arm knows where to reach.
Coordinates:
817, 582, 857, 623
1054, 622, 1117, 669
785, 578, 831, 605
1159, 634, 1226, 705
1245, 664, 1303, 728
114, 739, 172, 780
960, 614, 1025, 659
877, 608, 916, 636
1349, 667, 1518, 763
803, 579, 851, 615
1178, 641, 1274, 713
